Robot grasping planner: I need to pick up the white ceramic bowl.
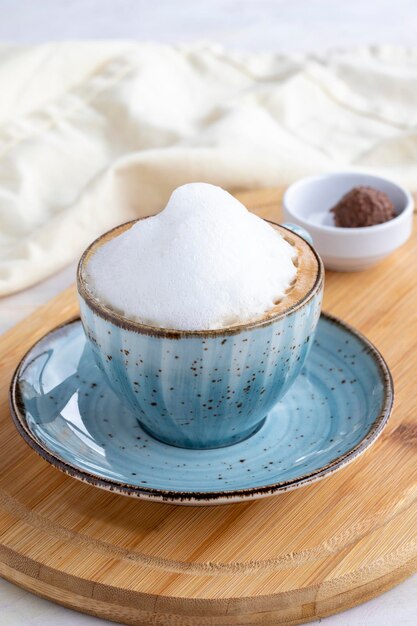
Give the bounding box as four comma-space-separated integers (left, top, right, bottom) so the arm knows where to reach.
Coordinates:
283, 172, 414, 271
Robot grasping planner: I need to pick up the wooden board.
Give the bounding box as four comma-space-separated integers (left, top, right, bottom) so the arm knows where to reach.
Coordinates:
0, 188, 416, 625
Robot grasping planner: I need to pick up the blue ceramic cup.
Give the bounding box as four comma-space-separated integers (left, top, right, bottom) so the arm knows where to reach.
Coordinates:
77, 221, 323, 449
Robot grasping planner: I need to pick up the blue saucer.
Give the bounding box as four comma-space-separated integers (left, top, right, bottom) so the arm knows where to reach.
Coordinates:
10, 314, 392, 505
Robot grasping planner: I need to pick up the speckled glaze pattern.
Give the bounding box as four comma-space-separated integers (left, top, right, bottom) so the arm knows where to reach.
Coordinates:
10, 314, 393, 505
79, 293, 322, 449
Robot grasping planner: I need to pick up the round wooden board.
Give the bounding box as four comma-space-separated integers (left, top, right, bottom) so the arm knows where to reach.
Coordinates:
0, 189, 416, 625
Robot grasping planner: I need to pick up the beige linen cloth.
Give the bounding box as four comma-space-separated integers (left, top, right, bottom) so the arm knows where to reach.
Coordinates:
1, 42, 417, 295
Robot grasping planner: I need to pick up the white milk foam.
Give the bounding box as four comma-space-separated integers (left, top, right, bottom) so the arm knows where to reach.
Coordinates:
86, 183, 297, 330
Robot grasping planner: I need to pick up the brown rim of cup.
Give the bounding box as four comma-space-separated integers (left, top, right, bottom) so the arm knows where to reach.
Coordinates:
76, 218, 324, 339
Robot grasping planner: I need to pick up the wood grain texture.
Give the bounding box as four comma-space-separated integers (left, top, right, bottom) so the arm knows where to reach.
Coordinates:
0, 187, 416, 625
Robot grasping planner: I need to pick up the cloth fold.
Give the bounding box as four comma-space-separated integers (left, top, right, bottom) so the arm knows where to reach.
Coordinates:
2, 42, 417, 295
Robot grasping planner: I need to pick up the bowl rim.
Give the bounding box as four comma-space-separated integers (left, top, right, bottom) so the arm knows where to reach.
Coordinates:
77, 219, 324, 339
283, 172, 414, 236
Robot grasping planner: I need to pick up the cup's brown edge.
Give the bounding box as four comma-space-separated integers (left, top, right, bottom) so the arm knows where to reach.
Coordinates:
76, 219, 324, 339
9, 313, 393, 504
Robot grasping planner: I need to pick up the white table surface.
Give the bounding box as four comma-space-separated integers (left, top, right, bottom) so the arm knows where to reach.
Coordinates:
0, 1, 416, 625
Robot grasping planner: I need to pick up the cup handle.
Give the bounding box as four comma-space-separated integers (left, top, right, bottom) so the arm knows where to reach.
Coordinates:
282, 222, 313, 246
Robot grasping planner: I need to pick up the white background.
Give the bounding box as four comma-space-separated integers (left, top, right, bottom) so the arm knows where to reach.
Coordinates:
0, 1, 416, 625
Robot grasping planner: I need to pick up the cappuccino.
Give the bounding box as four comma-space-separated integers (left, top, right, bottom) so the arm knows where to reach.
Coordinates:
85, 183, 303, 331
